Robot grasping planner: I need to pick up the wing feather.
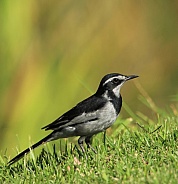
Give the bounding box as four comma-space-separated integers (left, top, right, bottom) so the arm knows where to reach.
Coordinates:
42, 95, 106, 131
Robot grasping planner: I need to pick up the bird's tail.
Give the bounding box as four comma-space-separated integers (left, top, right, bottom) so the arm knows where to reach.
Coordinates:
8, 133, 54, 166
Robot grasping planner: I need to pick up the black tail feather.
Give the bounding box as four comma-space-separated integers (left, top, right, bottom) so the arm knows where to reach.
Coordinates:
8, 133, 53, 166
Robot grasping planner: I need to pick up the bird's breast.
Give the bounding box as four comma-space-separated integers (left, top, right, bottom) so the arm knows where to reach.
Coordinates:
98, 101, 117, 129
76, 101, 117, 135
66, 101, 118, 136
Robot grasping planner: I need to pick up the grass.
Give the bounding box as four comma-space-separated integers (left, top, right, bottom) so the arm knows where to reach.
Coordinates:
0, 92, 178, 183
0, 117, 178, 183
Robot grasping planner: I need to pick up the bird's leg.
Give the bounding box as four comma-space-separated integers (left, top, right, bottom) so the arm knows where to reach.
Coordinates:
78, 137, 86, 153
103, 130, 106, 146
85, 136, 97, 154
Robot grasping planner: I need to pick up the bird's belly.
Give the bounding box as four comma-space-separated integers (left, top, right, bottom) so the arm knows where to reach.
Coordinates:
75, 102, 117, 136
53, 102, 118, 138
75, 117, 117, 136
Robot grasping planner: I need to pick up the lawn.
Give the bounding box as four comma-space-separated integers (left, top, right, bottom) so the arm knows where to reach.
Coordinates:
0, 95, 178, 183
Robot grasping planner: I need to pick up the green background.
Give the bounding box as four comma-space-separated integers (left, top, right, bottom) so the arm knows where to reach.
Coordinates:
0, 0, 178, 158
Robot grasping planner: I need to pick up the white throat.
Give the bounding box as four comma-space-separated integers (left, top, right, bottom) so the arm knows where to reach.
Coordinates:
112, 84, 122, 98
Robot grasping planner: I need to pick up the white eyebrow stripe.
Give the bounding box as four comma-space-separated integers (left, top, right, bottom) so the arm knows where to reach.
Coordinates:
103, 76, 126, 86
103, 77, 117, 86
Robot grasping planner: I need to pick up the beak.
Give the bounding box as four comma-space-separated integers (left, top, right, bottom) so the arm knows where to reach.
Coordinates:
125, 75, 139, 81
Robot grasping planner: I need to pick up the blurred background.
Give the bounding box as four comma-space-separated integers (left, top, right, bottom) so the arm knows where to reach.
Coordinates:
0, 0, 178, 157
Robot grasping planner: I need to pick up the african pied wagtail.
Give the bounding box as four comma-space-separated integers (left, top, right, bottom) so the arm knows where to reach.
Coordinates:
8, 73, 138, 165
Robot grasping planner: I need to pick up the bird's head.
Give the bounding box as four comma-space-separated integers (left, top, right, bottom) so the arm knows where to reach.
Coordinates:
96, 73, 138, 98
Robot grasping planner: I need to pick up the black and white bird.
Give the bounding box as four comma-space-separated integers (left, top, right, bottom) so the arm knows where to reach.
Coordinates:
8, 73, 138, 165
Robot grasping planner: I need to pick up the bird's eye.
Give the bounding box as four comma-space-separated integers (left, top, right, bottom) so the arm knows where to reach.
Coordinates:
113, 78, 120, 84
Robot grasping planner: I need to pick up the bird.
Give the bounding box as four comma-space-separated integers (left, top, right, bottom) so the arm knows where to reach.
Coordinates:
8, 73, 138, 165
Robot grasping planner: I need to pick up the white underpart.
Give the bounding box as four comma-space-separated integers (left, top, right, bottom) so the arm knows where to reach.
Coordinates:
52, 101, 117, 137
103, 76, 126, 86
97, 101, 117, 130
75, 101, 117, 134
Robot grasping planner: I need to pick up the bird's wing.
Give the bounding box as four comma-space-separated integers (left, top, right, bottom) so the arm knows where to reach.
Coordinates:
42, 95, 106, 131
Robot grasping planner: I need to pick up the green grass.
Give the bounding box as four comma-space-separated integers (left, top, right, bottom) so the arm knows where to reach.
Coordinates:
0, 115, 178, 183
0, 91, 178, 183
